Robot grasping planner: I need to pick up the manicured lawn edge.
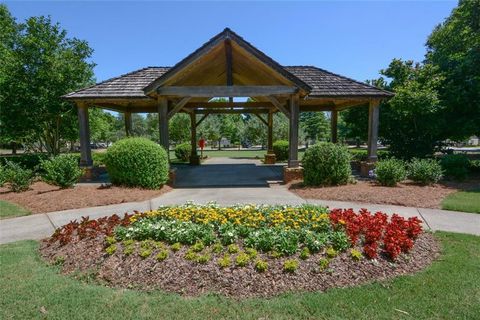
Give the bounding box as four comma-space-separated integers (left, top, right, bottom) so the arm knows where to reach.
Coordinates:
0, 200, 31, 219
441, 188, 480, 214
0, 232, 479, 319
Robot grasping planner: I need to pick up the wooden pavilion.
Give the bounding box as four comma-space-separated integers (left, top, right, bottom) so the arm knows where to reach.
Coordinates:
64, 28, 393, 178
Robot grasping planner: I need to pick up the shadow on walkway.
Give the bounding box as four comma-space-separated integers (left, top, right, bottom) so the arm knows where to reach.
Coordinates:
172, 160, 283, 188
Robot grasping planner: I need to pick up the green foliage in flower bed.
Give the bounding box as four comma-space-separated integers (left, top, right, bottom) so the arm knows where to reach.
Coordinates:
407, 158, 443, 185
40, 154, 83, 188
302, 143, 352, 186
115, 203, 341, 257
104, 137, 169, 189
374, 158, 407, 186
441, 154, 470, 181
1, 161, 33, 192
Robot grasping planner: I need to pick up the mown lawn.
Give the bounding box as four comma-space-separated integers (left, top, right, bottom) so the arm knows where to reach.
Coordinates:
0, 232, 479, 319
0, 200, 30, 219
442, 188, 480, 214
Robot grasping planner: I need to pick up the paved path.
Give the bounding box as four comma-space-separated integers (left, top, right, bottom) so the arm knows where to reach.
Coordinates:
1, 158, 479, 244
172, 157, 283, 188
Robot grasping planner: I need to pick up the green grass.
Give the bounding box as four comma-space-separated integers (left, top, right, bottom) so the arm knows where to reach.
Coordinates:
169, 149, 306, 163
0, 232, 479, 319
0, 200, 30, 219
442, 189, 480, 213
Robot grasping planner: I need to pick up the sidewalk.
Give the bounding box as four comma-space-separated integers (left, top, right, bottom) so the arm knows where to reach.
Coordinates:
1, 187, 479, 244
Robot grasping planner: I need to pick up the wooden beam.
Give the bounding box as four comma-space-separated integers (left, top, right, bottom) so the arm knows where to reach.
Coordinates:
195, 109, 271, 114
267, 111, 273, 153
167, 96, 191, 119
157, 97, 169, 153
124, 111, 133, 136
76, 102, 93, 167
254, 114, 268, 126
184, 101, 274, 109
288, 94, 300, 168
196, 113, 210, 127
299, 105, 334, 112
331, 110, 338, 143
225, 39, 233, 103
266, 96, 290, 116
189, 112, 199, 164
157, 86, 298, 97
367, 100, 380, 162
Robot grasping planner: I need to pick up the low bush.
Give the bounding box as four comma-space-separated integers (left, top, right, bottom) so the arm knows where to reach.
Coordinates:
41, 154, 84, 188
104, 137, 169, 189
302, 143, 352, 186
254, 259, 268, 272
441, 154, 470, 180
374, 158, 407, 186
174, 143, 191, 162
283, 259, 299, 273
0, 153, 49, 172
407, 158, 443, 185
272, 140, 289, 161
470, 160, 480, 174
0, 164, 6, 187
92, 152, 107, 166
3, 161, 33, 192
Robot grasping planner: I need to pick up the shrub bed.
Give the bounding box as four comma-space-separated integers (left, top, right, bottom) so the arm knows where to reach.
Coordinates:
441, 154, 470, 180
41, 154, 83, 188
1, 161, 33, 192
104, 137, 169, 189
374, 158, 407, 186
302, 143, 352, 186
407, 158, 443, 185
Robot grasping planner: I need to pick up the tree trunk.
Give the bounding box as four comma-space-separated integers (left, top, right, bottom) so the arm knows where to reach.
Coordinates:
11, 141, 17, 155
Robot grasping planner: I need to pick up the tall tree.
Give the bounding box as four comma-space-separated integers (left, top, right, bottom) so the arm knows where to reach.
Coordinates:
89, 108, 117, 144
169, 113, 190, 146
300, 112, 330, 145
426, 0, 480, 138
0, 6, 95, 155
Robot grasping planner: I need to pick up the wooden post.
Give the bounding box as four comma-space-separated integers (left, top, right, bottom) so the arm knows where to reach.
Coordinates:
189, 112, 200, 165
367, 100, 380, 161
331, 110, 338, 143
77, 102, 93, 167
288, 94, 300, 168
157, 97, 169, 154
267, 111, 274, 153
124, 111, 133, 137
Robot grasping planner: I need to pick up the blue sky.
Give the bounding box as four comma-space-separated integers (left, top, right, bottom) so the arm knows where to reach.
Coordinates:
6, 1, 457, 84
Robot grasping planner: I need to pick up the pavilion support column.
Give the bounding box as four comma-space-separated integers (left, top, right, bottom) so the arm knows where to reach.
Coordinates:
331, 110, 338, 143
264, 111, 276, 164
189, 112, 200, 165
77, 102, 93, 167
157, 97, 169, 156
288, 94, 300, 168
124, 111, 133, 137
361, 99, 380, 177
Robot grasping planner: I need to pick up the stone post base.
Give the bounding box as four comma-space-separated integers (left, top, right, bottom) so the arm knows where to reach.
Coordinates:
283, 166, 304, 184
168, 168, 177, 186
79, 166, 95, 182
189, 154, 201, 165
264, 153, 276, 164
360, 161, 376, 178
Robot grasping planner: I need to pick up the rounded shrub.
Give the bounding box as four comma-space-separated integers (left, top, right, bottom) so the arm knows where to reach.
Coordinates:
407, 158, 443, 185
440, 154, 470, 181
374, 158, 406, 186
41, 154, 84, 188
104, 137, 169, 189
3, 161, 33, 192
302, 143, 352, 186
272, 140, 289, 161
174, 143, 191, 162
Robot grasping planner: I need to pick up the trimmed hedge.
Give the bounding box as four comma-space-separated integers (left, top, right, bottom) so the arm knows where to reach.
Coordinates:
2, 161, 33, 192
174, 143, 191, 162
302, 143, 352, 186
375, 158, 406, 187
407, 158, 443, 185
272, 140, 289, 161
104, 138, 169, 189
41, 154, 84, 188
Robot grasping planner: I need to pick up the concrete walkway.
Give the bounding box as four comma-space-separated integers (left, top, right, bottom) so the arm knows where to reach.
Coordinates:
1, 158, 479, 244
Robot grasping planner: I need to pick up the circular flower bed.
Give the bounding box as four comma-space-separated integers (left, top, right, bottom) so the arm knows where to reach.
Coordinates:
40, 203, 439, 298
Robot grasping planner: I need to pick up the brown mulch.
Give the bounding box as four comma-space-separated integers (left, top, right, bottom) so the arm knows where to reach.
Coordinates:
290, 179, 480, 209
39, 233, 440, 299
0, 182, 171, 214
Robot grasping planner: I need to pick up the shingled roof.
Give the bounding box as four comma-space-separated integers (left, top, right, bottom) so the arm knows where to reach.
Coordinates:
64, 65, 392, 100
